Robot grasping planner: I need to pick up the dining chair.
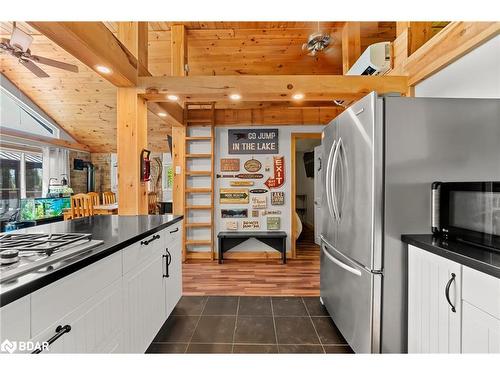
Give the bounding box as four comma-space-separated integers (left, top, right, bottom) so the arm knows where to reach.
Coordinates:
148, 192, 158, 214
87, 192, 100, 206
70, 193, 94, 219
102, 191, 116, 204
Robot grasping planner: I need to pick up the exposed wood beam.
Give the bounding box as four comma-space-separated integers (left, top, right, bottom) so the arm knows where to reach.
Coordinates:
172, 126, 185, 217
138, 75, 408, 102
147, 102, 184, 127
212, 101, 342, 110
342, 22, 361, 74
117, 21, 149, 76
171, 24, 188, 77
404, 22, 500, 85
0, 128, 91, 152
28, 22, 138, 87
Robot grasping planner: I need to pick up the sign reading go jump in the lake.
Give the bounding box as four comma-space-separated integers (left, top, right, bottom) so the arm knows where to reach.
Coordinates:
228, 129, 279, 154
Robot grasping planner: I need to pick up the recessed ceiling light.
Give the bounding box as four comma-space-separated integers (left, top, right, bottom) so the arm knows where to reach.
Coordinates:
292, 93, 305, 100
96, 65, 112, 74
158, 112, 167, 117
229, 93, 241, 101
167, 94, 179, 101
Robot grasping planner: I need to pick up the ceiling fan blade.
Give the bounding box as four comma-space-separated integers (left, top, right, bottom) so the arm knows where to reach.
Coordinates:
19, 59, 49, 78
10, 26, 33, 52
30, 55, 79, 73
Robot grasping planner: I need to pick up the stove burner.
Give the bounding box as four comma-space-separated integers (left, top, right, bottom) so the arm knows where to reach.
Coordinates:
0, 233, 92, 254
0, 249, 20, 265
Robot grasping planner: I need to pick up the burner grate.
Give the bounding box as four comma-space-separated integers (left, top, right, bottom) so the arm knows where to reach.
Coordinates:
0, 233, 92, 253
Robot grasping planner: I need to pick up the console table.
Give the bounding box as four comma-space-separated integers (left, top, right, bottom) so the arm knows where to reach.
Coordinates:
217, 231, 287, 264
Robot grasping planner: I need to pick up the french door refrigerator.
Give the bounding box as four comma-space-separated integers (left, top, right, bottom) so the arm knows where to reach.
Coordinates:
320, 92, 500, 353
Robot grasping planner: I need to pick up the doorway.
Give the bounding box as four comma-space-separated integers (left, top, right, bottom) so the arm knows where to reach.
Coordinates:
291, 133, 322, 259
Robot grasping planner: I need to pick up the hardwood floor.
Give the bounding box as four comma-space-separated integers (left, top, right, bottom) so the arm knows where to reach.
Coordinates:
183, 237, 320, 297
296, 224, 320, 259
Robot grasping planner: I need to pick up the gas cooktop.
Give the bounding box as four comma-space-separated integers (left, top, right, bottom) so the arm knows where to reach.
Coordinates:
0, 233, 104, 283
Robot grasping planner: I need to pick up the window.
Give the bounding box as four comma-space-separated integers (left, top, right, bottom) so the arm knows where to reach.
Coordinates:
0, 149, 43, 216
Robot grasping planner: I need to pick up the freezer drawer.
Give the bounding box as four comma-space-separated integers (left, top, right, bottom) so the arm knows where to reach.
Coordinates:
320, 239, 382, 353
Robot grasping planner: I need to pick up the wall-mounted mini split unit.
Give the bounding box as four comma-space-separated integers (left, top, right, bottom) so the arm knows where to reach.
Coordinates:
346, 41, 391, 76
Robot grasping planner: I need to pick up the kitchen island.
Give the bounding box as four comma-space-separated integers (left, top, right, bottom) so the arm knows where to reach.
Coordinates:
0, 214, 183, 353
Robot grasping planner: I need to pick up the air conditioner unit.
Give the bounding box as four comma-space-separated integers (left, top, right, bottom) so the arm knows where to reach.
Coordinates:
346, 41, 391, 76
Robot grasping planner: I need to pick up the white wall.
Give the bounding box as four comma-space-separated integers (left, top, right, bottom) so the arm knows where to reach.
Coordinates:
213, 125, 324, 254
415, 35, 500, 98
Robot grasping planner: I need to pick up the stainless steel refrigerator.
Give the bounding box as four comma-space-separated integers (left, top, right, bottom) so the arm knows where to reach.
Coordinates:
320, 92, 500, 353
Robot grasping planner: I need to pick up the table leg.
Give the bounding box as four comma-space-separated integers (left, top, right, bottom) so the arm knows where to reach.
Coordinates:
218, 237, 223, 264
282, 238, 286, 264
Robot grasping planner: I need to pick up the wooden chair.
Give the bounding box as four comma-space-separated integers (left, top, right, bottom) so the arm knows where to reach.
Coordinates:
87, 192, 100, 206
148, 192, 158, 214
70, 193, 94, 219
102, 191, 116, 204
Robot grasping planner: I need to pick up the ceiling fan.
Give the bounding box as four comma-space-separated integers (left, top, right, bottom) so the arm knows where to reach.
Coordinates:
0, 22, 79, 77
302, 22, 332, 56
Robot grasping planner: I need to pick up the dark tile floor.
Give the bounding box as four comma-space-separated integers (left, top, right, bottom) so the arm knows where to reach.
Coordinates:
147, 296, 353, 354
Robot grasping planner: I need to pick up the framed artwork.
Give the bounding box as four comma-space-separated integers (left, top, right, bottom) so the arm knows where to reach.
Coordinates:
267, 217, 281, 230
221, 209, 248, 218
220, 158, 240, 172
220, 188, 249, 204
271, 191, 285, 205
251, 196, 267, 209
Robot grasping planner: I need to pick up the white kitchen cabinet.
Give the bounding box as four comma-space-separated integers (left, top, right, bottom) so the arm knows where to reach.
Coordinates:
462, 301, 500, 353
408, 245, 462, 353
0, 295, 30, 353
122, 236, 167, 353
163, 224, 182, 317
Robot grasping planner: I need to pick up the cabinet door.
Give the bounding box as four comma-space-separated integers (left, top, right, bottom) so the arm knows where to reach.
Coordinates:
408, 245, 462, 353
164, 237, 183, 317
462, 301, 500, 353
122, 247, 166, 353
0, 296, 30, 353
30, 279, 123, 354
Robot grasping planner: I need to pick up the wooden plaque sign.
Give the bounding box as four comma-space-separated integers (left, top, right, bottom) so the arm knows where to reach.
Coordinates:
251, 210, 259, 218
251, 196, 267, 209
220, 189, 249, 204
244, 158, 262, 172
221, 209, 248, 218
230, 180, 254, 187
271, 191, 285, 205
265, 156, 285, 189
242, 220, 260, 230
262, 210, 281, 216
250, 189, 268, 194
217, 173, 263, 179
220, 158, 240, 172
267, 217, 281, 230
228, 129, 279, 154
225, 221, 238, 230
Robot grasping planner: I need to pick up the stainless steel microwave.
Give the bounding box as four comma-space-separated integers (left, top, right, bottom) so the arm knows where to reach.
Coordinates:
431, 181, 500, 251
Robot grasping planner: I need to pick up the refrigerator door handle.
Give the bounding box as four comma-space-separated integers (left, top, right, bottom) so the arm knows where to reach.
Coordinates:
322, 244, 362, 277
325, 140, 337, 220
331, 137, 342, 221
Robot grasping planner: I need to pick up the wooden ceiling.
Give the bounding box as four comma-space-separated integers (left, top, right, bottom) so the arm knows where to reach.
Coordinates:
1, 21, 400, 152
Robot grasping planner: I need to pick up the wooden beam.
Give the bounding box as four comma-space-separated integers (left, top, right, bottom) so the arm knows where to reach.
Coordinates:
147, 102, 184, 127
138, 75, 408, 102
172, 126, 185, 216
0, 128, 91, 152
171, 24, 188, 76
117, 88, 148, 215
28, 22, 138, 87
117, 21, 149, 76
404, 22, 500, 85
342, 22, 361, 74
407, 22, 433, 55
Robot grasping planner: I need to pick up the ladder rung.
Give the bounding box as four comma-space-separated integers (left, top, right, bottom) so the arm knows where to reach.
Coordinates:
185, 222, 212, 228
186, 136, 212, 141
186, 240, 213, 245
186, 171, 212, 176
185, 153, 212, 158
185, 188, 212, 193
185, 205, 212, 210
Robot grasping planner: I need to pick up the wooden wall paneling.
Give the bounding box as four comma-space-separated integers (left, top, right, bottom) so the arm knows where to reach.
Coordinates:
117, 88, 148, 215
0, 128, 91, 152
171, 24, 188, 76
342, 22, 361, 74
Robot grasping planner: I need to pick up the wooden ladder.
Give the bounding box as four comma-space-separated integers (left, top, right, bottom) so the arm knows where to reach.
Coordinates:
183, 102, 215, 260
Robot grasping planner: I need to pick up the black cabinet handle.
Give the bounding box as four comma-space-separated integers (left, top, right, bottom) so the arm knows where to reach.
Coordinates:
169, 228, 179, 234
445, 273, 457, 313
141, 234, 160, 246
163, 248, 171, 278
32, 325, 71, 354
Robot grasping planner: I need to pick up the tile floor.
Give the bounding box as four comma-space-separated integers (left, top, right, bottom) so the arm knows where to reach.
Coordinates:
147, 296, 353, 354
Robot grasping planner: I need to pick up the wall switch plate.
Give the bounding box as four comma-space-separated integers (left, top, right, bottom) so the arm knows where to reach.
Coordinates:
175, 166, 181, 175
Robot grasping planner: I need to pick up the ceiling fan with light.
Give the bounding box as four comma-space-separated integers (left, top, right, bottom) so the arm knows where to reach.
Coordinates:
0, 22, 79, 77
302, 22, 333, 56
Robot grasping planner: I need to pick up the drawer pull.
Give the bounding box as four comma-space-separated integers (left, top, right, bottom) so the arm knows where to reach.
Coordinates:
32, 325, 72, 354
445, 273, 457, 313
141, 234, 160, 246
163, 248, 171, 278
169, 228, 179, 234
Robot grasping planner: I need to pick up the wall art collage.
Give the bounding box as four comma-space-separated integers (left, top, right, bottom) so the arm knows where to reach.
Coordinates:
219, 128, 285, 231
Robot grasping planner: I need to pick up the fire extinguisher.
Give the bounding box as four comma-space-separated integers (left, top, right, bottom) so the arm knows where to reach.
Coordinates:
140, 149, 151, 182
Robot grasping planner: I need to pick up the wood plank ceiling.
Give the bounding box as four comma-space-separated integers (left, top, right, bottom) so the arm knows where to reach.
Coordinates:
1, 21, 398, 152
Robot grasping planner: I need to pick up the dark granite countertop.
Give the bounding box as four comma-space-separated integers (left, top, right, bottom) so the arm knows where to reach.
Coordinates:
0, 214, 183, 307
402, 234, 500, 279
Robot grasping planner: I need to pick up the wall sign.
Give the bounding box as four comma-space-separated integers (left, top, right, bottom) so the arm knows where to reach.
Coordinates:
265, 156, 285, 189
251, 196, 267, 209
220, 189, 249, 204
221, 209, 248, 218
250, 189, 268, 194
225, 221, 238, 230
271, 191, 285, 205
244, 158, 262, 172
217, 173, 263, 179
221, 158, 240, 172
230, 180, 254, 187
228, 129, 279, 154
267, 217, 281, 230
242, 220, 260, 230
251, 210, 259, 218
262, 210, 281, 216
